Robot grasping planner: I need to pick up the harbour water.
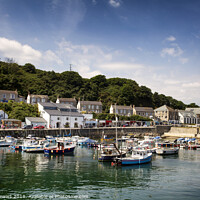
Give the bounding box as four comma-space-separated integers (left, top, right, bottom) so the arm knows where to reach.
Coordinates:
0, 146, 200, 200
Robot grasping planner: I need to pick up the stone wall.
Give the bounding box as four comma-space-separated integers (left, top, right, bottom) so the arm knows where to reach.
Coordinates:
0, 125, 171, 139
163, 127, 200, 138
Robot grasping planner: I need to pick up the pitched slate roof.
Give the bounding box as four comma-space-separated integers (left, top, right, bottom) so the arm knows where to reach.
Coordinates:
134, 107, 154, 112
58, 98, 76, 102
178, 110, 196, 117
114, 105, 132, 110
154, 105, 175, 112
26, 117, 47, 123
0, 90, 18, 94
29, 94, 49, 98
185, 108, 200, 114
79, 101, 102, 105
38, 102, 83, 117
45, 109, 83, 117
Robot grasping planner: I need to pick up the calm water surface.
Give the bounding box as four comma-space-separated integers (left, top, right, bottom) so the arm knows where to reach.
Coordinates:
0, 146, 200, 200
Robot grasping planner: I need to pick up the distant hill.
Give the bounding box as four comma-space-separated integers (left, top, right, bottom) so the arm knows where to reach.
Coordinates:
0, 61, 199, 112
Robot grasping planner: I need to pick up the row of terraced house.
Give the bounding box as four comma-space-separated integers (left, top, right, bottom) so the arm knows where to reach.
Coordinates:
0, 90, 200, 126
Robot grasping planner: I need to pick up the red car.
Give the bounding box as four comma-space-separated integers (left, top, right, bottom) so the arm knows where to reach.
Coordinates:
33, 125, 45, 129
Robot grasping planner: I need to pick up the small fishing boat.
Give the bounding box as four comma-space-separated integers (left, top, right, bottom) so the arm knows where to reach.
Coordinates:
0, 136, 16, 147
113, 149, 152, 165
44, 141, 76, 155
156, 143, 179, 155
77, 137, 90, 146
22, 139, 48, 152
10, 138, 23, 150
98, 144, 126, 162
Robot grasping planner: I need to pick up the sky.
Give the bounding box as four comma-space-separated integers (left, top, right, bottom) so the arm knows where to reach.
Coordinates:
0, 0, 200, 106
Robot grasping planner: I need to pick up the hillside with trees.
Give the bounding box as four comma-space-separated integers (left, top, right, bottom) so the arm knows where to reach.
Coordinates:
0, 61, 199, 115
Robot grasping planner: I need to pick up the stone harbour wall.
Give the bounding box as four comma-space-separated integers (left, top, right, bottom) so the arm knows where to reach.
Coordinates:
163, 127, 200, 138
0, 125, 171, 139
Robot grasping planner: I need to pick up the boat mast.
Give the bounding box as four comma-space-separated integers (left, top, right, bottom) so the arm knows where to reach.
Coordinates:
115, 103, 118, 148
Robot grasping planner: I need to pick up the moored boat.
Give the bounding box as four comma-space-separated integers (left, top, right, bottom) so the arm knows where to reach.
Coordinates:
156, 143, 179, 155
0, 136, 16, 147
98, 144, 126, 162
44, 141, 76, 155
114, 149, 152, 165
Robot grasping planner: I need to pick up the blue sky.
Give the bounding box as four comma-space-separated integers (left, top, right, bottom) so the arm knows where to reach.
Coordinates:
0, 0, 200, 105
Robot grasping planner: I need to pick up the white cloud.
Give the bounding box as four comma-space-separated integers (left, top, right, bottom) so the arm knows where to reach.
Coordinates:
164, 80, 180, 85
166, 36, 176, 42
137, 47, 143, 51
98, 62, 144, 71
179, 57, 189, 64
56, 39, 114, 76
0, 37, 63, 71
109, 0, 121, 8
182, 82, 200, 88
161, 44, 183, 57
0, 37, 42, 64
92, 0, 97, 5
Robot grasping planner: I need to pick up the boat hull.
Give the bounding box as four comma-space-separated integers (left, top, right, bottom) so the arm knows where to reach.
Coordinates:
44, 146, 75, 155
156, 148, 179, 155
26, 148, 44, 153
120, 155, 152, 165
98, 152, 126, 162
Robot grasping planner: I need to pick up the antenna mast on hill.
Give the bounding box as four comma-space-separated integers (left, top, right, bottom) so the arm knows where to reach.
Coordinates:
69, 64, 72, 71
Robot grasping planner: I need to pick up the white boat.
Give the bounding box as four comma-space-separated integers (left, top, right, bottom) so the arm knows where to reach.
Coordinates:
98, 145, 127, 162
0, 136, 16, 147
22, 139, 49, 152
114, 149, 152, 165
156, 143, 179, 155
77, 137, 90, 145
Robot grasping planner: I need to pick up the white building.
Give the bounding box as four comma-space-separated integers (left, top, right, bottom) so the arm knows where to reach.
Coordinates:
110, 104, 133, 116
179, 110, 200, 124
0, 110, 8, 121
77, 100, 102, 114
133, 106, 154, 118
38, 102, 84, 128
56, 97, 77, 107
27, 94, 49, 104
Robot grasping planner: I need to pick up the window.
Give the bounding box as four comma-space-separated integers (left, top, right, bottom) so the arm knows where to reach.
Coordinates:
10, 94, 15, 99
66, 117, 69, 120
74, 123, 78, 128
88, 105, 91, 109
92, 105, 94, 109
3, 94, 6, 98
75, 118, 77, 121
96, 105, 99, 109
41, 98, 45, 103
57, 117, 60, 120
32, 97, 36, 103
65, 122, 69, 128
37, 98, 40, 102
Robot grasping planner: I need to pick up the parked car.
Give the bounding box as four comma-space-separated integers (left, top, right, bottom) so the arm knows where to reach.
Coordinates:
22, 125, 33, 129
33, 125, 45, 129
122, 123, 129, 127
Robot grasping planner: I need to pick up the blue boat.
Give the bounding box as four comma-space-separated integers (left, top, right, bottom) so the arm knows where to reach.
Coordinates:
114, 149, 152, 165
44, 141, 76, 155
